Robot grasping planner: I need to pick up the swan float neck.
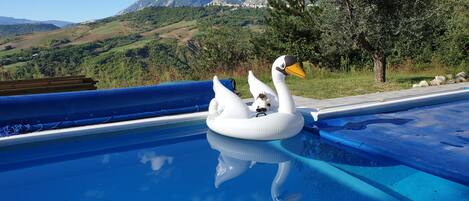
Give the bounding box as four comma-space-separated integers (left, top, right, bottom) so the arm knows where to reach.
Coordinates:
271, 55, 305, 114
272, 68, 296, 114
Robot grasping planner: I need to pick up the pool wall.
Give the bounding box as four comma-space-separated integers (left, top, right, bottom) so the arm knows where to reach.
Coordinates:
0, 79, 234, 136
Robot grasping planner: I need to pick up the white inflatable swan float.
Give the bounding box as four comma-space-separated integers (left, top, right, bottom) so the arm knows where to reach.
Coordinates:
207, 55, 306, 140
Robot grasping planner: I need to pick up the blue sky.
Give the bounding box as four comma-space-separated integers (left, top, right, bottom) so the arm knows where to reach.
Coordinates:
0, 0, 136, 22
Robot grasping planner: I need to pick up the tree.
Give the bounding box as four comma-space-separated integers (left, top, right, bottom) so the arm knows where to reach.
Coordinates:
0, 67, 11, 81
268, 0, 437, 82
3, 45, 13, 51
263, 0, 322, 63
192, 26, 254, 72
434, 0, 469, 66
320, 0, 436, 82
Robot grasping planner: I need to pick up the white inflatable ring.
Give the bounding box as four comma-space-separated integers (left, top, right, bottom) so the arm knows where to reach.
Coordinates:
207, 112, 304, 140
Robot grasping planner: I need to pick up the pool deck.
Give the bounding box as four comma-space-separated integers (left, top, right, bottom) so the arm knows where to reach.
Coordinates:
291, 82, 468, 120
243, 82, 468, 120
293, 82, 468, 109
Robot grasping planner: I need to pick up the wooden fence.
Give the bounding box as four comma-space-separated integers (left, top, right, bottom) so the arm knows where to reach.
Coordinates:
0, 76, 98, 96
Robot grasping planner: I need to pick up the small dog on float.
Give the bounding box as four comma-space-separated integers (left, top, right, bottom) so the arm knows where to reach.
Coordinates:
253, 93, 271, 117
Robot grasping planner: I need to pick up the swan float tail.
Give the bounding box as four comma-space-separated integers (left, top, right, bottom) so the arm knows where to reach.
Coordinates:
208, 98, 220, 116
212, 76, 250, 119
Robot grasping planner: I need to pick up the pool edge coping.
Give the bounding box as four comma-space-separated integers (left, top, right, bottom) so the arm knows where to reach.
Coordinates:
0, 111, 208, 147
1, 85, 467, 147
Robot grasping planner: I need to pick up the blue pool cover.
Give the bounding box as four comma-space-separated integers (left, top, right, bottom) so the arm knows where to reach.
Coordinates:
0, 79, 234, 136
311, 99, 469, 185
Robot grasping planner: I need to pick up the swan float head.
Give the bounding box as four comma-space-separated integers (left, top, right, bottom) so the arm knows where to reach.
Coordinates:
272, 55, 306, 80
271, 55, 306, 114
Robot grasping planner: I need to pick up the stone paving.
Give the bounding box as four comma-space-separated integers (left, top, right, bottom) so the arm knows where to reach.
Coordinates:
293, 82, 468, 109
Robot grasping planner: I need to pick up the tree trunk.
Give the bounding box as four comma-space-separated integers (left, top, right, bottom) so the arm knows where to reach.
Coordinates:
373, 52, 386, 82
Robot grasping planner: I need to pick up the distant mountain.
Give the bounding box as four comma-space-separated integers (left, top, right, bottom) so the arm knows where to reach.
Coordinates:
118, 0, 266, 14
42, 20, 73, 28
0, 16, 73, 27
0, 16, 32, 25
209, 0, 267, 7
0, 23, 60, 37
118, 0, 211, 14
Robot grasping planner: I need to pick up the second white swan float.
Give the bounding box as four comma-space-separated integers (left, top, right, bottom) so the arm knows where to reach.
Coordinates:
207, 55, 306, 140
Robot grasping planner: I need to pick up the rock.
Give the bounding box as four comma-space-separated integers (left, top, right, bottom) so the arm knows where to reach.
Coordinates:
430, 79, 440, 86
419, 80, 429, 87
412, 80, 430, 87
430, 76, 446, 86
435, 75, 446, 82
455, 76, 466, 83
445, 74, 455, 84
456, 71, 467, 79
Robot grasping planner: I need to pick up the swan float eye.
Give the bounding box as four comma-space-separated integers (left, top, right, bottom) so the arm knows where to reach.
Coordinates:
280, 63, 286, 69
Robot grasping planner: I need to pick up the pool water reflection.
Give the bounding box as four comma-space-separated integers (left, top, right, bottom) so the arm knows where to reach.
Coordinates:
0, 122, 467, 201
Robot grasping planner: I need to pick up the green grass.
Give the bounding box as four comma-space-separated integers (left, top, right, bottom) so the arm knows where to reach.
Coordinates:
230, 65, 468, 99
0, 48, 20, 57
232, 72, 405, 99
147, 20, 197, 35
106, 39, 153, 53
90, 21, 126, 35
3, 61, 26, 69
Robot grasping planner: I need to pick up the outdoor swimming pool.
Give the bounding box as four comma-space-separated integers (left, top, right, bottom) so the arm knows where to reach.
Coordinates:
0, 115, 467, 201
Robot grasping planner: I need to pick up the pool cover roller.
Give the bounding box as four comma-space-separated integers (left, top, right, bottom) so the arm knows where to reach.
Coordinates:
0, 79, 235, 136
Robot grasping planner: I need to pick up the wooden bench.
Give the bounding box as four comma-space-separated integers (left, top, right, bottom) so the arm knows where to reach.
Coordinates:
0, 76, 98, 96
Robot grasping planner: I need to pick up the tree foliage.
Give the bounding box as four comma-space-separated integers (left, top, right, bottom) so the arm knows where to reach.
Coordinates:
258, 0, 321, 63
434, 0, 469, 66
192, 26, 254, 72
265, 0, 465, 82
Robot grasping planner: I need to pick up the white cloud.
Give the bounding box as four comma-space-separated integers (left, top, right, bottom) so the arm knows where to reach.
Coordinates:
140, 152, 174, 172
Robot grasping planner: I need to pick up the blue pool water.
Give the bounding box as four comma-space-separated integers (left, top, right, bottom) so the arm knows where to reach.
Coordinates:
0, 120, 467, 201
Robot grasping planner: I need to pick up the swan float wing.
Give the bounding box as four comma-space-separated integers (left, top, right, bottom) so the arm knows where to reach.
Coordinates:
212, 76, 250, 119
248, 71, 279, 108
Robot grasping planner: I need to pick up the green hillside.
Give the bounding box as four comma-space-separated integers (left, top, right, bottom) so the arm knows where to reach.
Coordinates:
0, 23, 60, 37
0, 6, 267, 88
0, 7, 264, 50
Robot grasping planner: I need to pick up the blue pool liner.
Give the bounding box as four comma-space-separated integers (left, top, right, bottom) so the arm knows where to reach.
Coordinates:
0, 79, 234, 137
308, 99, 469, 186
